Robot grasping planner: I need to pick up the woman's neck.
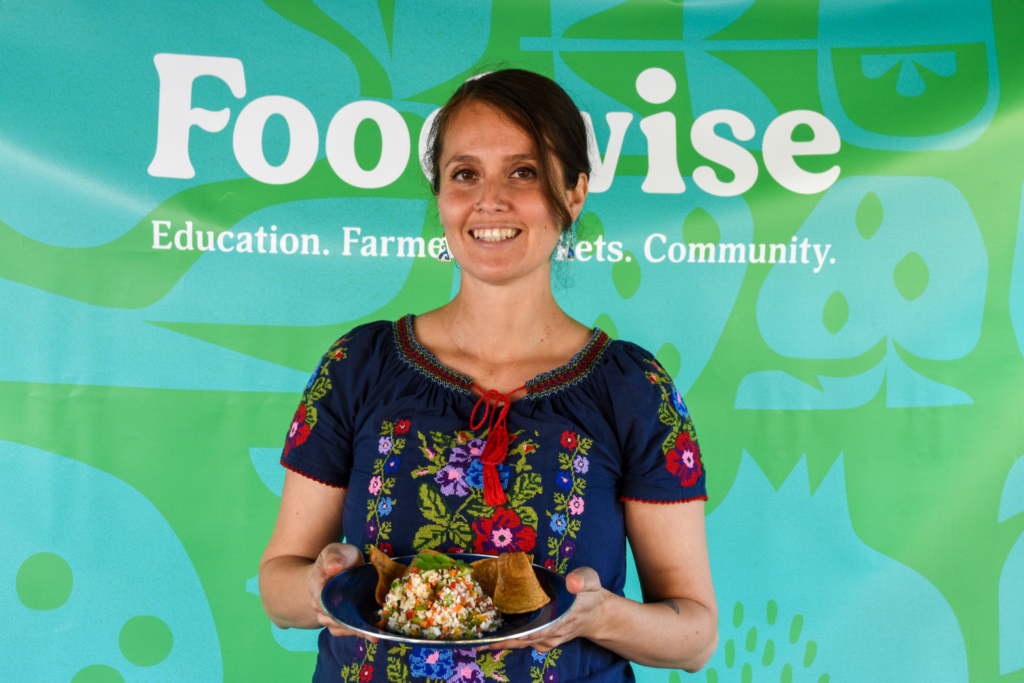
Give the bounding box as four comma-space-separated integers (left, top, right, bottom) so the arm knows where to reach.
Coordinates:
414, 264, 591, 392
443, 272, 570, 366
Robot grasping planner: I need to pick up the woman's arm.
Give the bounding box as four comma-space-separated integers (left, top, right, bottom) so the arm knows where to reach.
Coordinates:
258, 470, 362, 632
488, 500, 717, 672
595, 499, 718, 670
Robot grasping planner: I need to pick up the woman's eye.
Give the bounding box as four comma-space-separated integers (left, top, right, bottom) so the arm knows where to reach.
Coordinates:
452, 169, 475, 180
513, 167, 536, 178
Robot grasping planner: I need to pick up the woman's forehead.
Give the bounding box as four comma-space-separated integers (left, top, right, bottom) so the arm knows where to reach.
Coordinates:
442, 103, 536, 158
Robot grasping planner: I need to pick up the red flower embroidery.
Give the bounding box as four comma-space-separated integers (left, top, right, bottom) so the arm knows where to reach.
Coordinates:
360, 664, 374, 682
544, 559, 557, 571
560, 431, 578, 450
284, 404, 310, 457
666, 431, 703, 487
524, 444, 536, 453
378, 542, 393, 557
472, 506, 536, 554
395, 419, 411, 434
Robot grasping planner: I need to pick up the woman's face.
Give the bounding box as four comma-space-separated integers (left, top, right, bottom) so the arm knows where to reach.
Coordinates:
436, 102, 586, 286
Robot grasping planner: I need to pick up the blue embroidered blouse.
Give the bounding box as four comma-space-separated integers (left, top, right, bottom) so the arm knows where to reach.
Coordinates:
280, 315, 707, 683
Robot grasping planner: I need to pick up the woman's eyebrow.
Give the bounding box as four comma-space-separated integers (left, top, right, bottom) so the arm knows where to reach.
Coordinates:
445, 154, 479, 168
444, 153, 537, 168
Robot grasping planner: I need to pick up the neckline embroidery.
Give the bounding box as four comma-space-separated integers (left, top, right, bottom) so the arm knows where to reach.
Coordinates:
392, 314, 612, 400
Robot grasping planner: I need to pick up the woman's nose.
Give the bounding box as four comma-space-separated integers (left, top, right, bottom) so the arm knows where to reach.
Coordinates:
475, 177, 508, 214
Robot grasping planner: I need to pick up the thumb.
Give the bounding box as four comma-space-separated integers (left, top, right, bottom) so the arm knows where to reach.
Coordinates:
566, 567, 601, 595
321, 544, 362, 576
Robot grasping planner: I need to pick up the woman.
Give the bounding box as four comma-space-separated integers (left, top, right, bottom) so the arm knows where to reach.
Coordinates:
259, 69, 717, 682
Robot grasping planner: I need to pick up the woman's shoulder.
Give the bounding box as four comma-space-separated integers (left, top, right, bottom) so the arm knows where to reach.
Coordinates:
308, 319, 398, 381
599, 336, 668, 386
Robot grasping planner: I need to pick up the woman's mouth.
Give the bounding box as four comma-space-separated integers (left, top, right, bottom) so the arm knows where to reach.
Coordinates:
471, 228, 521, 243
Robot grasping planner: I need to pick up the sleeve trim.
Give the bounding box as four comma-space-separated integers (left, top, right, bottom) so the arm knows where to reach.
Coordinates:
280, 458, 348, 490
620, 494, 708, 505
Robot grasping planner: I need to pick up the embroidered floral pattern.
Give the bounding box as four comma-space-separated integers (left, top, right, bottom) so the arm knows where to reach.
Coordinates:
646, 360, 705, 491
365, 419, 407, 554
544, 431, 592, 574
411, 429, 541, 553
473, 506, 537, 554
385, 645, 510, 683
283, 336, 348, 458
341, 639, 376, 683
529, 648, 561, 683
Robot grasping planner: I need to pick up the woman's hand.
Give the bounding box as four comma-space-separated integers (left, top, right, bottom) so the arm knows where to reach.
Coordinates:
484, 566, 607, 653
307, 542, 377, 640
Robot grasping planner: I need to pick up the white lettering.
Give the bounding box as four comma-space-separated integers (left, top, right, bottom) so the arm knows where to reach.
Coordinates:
688, 243, 716, 263
152, 221, 172, 249
236, 232, 253, 253
301, 234, 319, 255
639, 112, 686, 194
762, 110, 841, 194
668, 242, 686, 263
691, 110, 758, 197
576, 241, 592, 261
581, 112, 633, 193
233, 96, 318, 184
719, 243, 746, 263
343, 227, 362, 256
397, 236, 425, 258
148, 54, 246, 179
361, 236, 378, 257
606, 240, 623, 262
326, 101, 411, 189
217, 230, 235, 252
196, 230, 216, 252
174, 221, 194, 251
644, 233, 666, 262
280, 233, 298, 254
428, 236, 445, 258
814, 244, 832, 273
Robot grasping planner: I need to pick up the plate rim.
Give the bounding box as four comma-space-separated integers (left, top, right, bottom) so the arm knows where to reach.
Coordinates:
320, 553, 576, 647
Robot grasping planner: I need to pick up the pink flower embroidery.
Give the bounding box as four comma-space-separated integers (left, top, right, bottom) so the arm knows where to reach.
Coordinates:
368, 476, 382, 495
568, 496, 584, 515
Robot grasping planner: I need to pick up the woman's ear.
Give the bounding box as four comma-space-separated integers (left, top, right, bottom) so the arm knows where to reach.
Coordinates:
568, 173, 589, 223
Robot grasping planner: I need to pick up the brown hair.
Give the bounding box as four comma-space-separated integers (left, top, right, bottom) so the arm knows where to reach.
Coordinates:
425, 69, 590, 233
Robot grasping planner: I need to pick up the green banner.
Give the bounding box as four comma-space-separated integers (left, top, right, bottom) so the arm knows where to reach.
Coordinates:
2, 1, 1023, 681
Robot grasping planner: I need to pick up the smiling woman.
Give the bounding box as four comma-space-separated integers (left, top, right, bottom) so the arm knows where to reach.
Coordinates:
258, 69, 718, 683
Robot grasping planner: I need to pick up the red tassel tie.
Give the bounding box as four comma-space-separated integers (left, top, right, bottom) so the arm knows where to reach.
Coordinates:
469, 383, 527, 507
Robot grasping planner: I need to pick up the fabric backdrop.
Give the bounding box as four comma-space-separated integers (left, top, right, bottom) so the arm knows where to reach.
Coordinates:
2, 1, 1023, 682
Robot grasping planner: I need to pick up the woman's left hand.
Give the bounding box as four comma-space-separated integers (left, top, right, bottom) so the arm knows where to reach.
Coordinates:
483, 566, 607, 653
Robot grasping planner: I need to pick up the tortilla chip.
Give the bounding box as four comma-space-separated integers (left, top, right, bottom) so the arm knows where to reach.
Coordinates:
369, 545, 406, 606
471, 557, 500, 597
493, 552, 550, 614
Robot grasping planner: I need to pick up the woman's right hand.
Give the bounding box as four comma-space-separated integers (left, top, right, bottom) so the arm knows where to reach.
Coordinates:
307, 542, 375, 639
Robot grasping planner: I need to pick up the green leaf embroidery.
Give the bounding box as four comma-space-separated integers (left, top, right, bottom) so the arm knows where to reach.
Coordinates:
308, 377, 330, 403
450, 519, 472, 547
517, 505, 538, 530
463, 499, 495, 520
412, 523, 447, 550
419, 483, 451, 525
510, 472, 542, 508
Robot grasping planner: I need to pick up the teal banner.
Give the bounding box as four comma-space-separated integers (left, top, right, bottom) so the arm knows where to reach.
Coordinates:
2, 1, 1022, 682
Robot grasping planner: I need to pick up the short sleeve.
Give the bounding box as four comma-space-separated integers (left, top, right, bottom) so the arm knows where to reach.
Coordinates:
280, 323, 385, 488
608, 343, 708, 504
